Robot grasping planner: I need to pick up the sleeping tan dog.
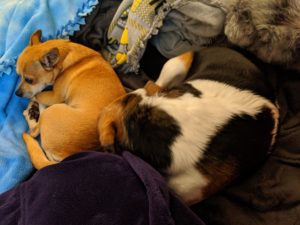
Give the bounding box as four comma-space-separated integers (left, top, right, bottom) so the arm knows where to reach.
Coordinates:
15, 30, 126, 169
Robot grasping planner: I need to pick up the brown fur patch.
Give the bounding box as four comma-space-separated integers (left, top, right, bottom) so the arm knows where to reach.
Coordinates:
163, 89, 185, 98
197, 157, 238, 198
99, 93, 142, 150
144, 81, 161, 96
162, 83, 202, 98
179, 51, 194, 70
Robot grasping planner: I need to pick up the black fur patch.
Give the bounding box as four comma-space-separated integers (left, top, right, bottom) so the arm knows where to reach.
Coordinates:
164, 83, 202, 98
124, 104, 181, 171
198, 106, 275, 177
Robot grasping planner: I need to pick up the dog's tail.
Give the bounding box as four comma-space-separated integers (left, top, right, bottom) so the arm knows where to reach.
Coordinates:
22, 133, 56, 170
156, 51, 194, 89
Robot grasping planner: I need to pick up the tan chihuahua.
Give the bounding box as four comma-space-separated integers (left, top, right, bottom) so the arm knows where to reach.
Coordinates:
16, 30, 126, 170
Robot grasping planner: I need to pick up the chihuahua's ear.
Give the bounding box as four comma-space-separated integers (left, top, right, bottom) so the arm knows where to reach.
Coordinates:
30, 30, 42, 46
40, 48, 60, 71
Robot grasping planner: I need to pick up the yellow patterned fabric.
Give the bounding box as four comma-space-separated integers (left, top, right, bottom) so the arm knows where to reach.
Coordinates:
103, 0, 174, 72
103, 0, 225, 73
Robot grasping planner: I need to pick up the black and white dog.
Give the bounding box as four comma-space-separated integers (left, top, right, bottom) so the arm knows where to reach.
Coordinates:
98, 47, 279, 205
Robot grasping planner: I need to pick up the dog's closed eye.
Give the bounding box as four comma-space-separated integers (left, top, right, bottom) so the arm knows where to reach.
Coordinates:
24, 77, 34, 84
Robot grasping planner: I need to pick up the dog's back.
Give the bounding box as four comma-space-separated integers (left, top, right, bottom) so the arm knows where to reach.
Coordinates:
118, 47, 279, 204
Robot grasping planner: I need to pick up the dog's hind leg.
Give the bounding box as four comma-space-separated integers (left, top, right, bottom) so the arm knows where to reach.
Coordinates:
39, 103, 100, 159
22, 133, 56, 169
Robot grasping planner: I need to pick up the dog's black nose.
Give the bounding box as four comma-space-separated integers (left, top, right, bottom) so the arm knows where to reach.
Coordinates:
15, 89, 23, 97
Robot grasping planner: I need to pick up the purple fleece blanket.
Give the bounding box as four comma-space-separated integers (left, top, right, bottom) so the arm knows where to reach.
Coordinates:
0, 151, 205, 225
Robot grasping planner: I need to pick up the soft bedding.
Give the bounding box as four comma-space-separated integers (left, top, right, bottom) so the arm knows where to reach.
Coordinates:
0, 151, 205, 225
0, 0, 98, 194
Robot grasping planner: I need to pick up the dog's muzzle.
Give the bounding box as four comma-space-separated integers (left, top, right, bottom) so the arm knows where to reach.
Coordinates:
15, 89, 23, 97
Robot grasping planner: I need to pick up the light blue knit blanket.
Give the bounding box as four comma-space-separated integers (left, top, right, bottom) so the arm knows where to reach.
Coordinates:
0, 0, 98, 194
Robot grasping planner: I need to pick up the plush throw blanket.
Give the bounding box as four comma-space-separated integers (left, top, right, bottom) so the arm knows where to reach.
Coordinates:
0, 0, 98, 194
0, 151, 206, 225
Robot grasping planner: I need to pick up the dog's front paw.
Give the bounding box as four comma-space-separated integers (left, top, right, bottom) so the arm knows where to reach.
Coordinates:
28, 100, 40, 122
23, 100, 41, 137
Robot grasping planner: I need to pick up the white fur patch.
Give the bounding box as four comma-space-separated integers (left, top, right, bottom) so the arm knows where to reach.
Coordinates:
168, 167, 209, 204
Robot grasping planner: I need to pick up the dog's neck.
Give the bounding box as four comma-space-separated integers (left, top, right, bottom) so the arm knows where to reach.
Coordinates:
53, 43, 100, 81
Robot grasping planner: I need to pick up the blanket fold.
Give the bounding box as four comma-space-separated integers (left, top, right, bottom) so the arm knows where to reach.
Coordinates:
0, 151, 206, 225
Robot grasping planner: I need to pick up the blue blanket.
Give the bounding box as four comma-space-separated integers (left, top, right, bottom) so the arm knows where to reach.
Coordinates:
0, 0, 98, 194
